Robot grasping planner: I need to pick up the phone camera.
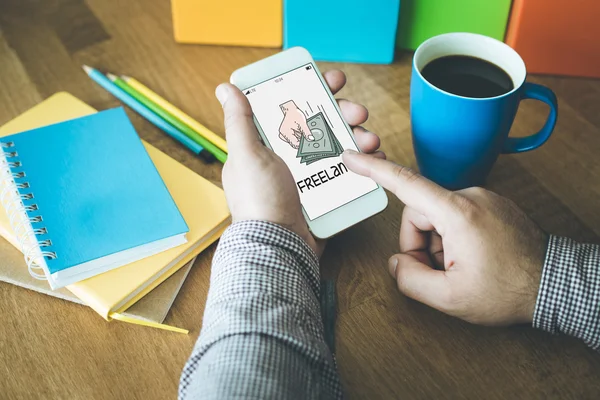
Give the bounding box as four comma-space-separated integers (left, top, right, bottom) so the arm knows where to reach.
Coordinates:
306, 66, 312, 70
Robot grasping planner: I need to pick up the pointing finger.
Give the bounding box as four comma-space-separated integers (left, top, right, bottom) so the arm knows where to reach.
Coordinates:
342, 150, 455, 225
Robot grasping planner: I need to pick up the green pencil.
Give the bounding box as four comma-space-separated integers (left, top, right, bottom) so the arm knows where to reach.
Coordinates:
107, 73, 228, 163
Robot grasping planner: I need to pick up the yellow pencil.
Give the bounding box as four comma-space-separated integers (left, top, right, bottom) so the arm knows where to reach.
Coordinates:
121, 75, 228, 153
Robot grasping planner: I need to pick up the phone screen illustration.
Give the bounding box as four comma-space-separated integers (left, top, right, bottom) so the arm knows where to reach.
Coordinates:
244, 63, 378, 220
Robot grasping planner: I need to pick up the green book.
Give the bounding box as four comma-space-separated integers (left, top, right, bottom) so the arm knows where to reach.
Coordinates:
397, 0, 512, 50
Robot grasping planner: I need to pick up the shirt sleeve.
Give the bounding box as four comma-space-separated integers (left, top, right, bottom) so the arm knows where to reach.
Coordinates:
533, 235, 600, 350
179, 220, 343, 400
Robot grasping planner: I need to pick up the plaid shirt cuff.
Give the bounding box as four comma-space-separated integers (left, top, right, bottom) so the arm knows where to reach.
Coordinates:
533, 235, 600, 350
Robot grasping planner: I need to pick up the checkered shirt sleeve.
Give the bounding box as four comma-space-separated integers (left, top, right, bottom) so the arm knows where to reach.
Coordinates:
533, 235, 600, 350
179, 220, 343, 399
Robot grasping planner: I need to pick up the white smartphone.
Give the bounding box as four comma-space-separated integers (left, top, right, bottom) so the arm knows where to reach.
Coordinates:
230, 47, 388, 239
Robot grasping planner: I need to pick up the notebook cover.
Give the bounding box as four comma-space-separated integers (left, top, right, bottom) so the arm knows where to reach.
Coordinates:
284, 0, 399, 63
505, 0, 600, 78
119, 258, 193, 322
1, 107, 189, 282
0, 92, 230, 318
396, 0, 512, 50
0, 235, 194, 324
172, 0, 282, 47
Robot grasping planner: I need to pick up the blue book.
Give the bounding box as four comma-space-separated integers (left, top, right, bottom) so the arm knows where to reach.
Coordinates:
284, 0, 400, 64
0, 108, 188, 289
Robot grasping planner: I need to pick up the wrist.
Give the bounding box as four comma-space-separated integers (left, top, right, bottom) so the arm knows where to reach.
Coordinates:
230, 218, 321, 260
519, 232, 549, 324
232, 215, 322, 257
282, 221, 322, 258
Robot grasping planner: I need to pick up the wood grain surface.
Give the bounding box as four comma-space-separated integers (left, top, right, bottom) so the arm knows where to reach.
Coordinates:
1, 0, 600, 399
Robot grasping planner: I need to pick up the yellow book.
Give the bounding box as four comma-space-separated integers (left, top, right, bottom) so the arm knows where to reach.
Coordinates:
0, 92, 231, 331
171, 0, 282, 47
0, 235, 196, 326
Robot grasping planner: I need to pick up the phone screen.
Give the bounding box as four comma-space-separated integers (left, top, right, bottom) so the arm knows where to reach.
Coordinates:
244, 63, 378, 220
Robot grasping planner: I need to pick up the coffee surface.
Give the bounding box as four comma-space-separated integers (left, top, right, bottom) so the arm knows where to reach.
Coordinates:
421, 55, 514, 98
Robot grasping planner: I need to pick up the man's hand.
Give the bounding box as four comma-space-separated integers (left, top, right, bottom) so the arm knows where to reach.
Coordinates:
343, 150, 549, 326
216, 70, 384, 257
279, 100, 313, 149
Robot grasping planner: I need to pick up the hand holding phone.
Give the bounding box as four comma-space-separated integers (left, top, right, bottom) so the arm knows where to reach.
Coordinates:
215, 73, 383, 251
229, 47, 388, 239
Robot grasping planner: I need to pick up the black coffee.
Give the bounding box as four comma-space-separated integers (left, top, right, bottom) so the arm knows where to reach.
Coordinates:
421, 55, 514, 98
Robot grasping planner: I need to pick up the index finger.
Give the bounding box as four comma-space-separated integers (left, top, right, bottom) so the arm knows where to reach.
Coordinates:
342, 150, 455, 223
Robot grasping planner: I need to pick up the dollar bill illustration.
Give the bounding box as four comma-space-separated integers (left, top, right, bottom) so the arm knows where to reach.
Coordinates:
296, 112, 343, 165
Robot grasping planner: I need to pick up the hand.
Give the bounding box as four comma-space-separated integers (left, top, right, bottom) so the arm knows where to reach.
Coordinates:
343, 150, 549, 326
216, 70, 385, 257
279, 100, 313, 149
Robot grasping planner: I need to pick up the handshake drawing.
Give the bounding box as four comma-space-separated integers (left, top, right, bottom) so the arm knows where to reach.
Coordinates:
278, 100, 343, 165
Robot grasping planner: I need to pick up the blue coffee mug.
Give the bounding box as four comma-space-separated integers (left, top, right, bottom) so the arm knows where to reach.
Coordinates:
410, 32, 558, 190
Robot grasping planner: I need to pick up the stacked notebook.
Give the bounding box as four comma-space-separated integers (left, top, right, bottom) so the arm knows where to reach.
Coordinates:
0, 236, 196, 325
0, 93, 230, 331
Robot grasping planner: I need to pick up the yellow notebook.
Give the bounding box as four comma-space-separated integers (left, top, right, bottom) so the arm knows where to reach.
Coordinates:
171, 0, 282, 47
0, 235, 196, 325
0, 92, 231, 331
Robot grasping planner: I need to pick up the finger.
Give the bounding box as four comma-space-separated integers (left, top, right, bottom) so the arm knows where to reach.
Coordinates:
388, 250, 432, 277
323, 70, 347, 95
370, 151, 386, 159
429, 231, 445, 270
390, 253, 450, 311
338, 99, 368, 126
299, 117, 314, 141
342, 150, 454, 225
353, 126, 380, 154
399, 206, 435, 254
216, 83, 260, 154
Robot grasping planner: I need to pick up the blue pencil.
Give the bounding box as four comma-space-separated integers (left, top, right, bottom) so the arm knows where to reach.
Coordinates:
82, 65, 213, 161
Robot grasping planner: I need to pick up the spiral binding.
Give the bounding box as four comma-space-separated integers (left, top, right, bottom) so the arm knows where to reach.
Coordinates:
0, 141, 56, 280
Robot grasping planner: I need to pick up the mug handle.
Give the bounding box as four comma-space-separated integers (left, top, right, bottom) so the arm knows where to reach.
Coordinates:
502, 82, 558, 153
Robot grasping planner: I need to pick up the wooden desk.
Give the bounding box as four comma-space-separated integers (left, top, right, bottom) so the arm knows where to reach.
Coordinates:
1, 0, 599, 398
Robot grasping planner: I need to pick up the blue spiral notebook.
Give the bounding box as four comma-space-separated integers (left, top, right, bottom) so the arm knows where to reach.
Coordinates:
0, 107, 188, 290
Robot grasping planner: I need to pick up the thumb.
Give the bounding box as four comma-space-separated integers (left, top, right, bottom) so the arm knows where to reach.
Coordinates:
299, 116, 314, 141
389, 253, 450, 312
343, 150, 455, 224
216, 83, 260, 154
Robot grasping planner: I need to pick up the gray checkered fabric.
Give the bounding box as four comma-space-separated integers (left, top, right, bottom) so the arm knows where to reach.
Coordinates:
179, 220, 342, 399
533, 235, 600, 350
